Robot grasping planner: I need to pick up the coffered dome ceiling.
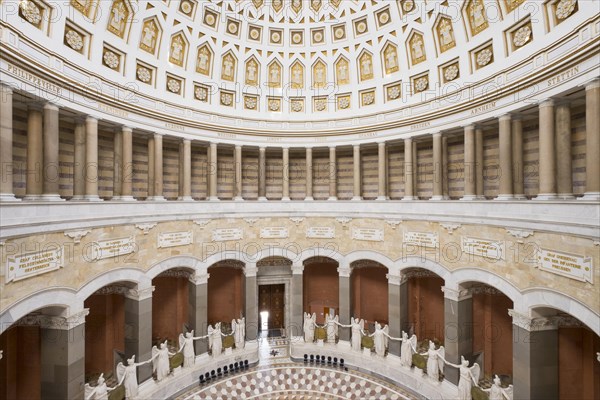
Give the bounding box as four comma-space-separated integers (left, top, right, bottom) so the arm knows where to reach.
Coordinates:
9, 0, 586, 123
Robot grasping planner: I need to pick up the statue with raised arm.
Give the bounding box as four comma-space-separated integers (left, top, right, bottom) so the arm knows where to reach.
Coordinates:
84, 373, 116, 400
420, 340, 445, 382
116, 355, 153, 399
367, 322, 389, 357
208, 322, 227, 356
481, 375, 513, 400
151, 340, 175, 382
325, 313, 339, 343
233, 317, 245, 349
444, 356, 481, 400
335, 317, 364, 351
304, 312, 316, 343
400, 331, 418, 368
178, 330, 208, 368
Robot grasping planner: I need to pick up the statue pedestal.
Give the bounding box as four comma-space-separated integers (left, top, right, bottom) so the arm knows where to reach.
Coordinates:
317, 339, 324, 347
363, 348, 371, 356
225, 348, 233, 355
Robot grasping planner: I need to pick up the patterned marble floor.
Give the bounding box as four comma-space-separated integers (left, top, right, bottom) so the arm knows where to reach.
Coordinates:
176, 336, 418, 400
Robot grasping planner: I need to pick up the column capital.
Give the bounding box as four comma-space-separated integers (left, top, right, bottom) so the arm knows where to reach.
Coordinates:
498, 113, 512, 122
16, 309, 90, 330
386, 273, 402, 286
27, 102, 45, 112
182, 138, 191, 144
305, 145, 314, 150
328, 145, 337, 150
121, 126, 133, 134
337, 266, 351, 278
235, 144, 242, 150
153, 132, 165, 138
538, 98, 555, 108
441, 286, 472, 301
85, 115, 99, 123
189, 272, 210, 285
43, 102, 59, 112
508, 309, 558, 332
244, 264, 257, 277
353, 144, 361, 149
462, 123, 476, 130
291, 263, 304, 275
584, 77, 600, 90
377, 140, 386, 146
126, 285, 155, 301
432, 132, 443, 138
259, 146, 266, 151
0, 82, 13, 94
209, 142, 218, 148
404, 136, 413, 143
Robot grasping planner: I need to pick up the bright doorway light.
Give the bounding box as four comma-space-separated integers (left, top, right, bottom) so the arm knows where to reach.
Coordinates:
260, 311, 269, 331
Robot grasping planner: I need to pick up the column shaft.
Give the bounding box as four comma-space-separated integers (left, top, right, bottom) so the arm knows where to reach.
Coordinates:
432, 133, 443, 200
512, 118, 525, 199
209, 143, 218, 200
555, 103, 574, 199
387, 280, 402, 356
147, 136, 155, 198
120, 127, 134, 200
377, 142, 387, 200
25, 106, 44, 199
475, 127, 484, 199
497, 115, 514, 199
338, 268, 351, 341
462, 125, 476, 200
290, 269, 304, 337
42, 103, 62, 200
151, 133, 165, 200
234, 145, 243, 200
245, 274, 258, 341
124, 296, 153, 383
305, 147, 313, 200
282, 147, 290, 200
328, 146, 337, 200
113, 129, 123, 199
188, 280, 208, 355
352, 145, 361, 200
0, 85, 17, 201
403, 138, 415, 200
537, 100, 557, 199
259, 147, 267, 200
442, 136, 449, 199
443, 291, 473, 384
84, 117, 100, 200
582, 80, 600, 199
181, 139, 192, 200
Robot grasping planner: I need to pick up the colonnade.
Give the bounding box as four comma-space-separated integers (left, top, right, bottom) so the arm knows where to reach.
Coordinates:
1, 79, 599, 202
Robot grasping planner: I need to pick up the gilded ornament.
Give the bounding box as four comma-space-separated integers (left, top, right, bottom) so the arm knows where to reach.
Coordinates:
20, 0, 42, 25
250, 28, 260, 40
378, 12, 390, 25
513, 25, 531, 47
403, 0, 415, 12
362, 93, 375, 105
313, 31, 323, 42
205, 13, 216, 26
334, 27, 345, 39
245, 97, 257, 109
291, 101, 303, 112
195, 87, 208, 101
415, 77, 428, 92
221, 93, 233, 106
444, 64, 459, 81
271, 31, 281, 43
476, 48, 492, 67
228, 22, 238, 34
356, 21, 367, 34
137, 66, 151, 82
556, 0, 576, 20
338, 97, 350, 109
315, 100, 326, 111
167, 78, 181, 93
180, 0, 192, 14
103, 50, 119, 69
269, 99, 280, 111
292, 33, 302, 44
388, 86, 401, 99
65, 30, 84, 51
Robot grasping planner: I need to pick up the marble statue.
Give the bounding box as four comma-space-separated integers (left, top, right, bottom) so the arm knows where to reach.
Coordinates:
336, 317, 364, 351
84, 373, 116, 400
325, 313, 339, 343
420, 340, 445, 382
151, 340, 175, 381
116, 355, 153, 400
481, 375, 513, 400
400, 331, 417, 368
367, 322, 389, 357
178, 330, 208, 368
232, 317, 246, 349
303, 312, 316, 343
208, 322, 227, 356
444, 356, 481, 400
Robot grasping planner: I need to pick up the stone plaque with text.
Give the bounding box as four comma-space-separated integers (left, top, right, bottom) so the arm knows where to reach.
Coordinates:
260, 227, 289, 239
306, 227, 335, 239
92, 237, 136, 260
461, 237, 505, 260
6, 248, 63, 282
352, 228, 384, 242
212, 228, 243, 242
158, 231, 193, 248
404, 231, 439, 248
537, 249, 593, 283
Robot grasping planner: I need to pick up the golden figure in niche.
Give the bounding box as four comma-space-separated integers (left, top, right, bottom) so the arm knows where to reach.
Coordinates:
169, 35, 186, 67
505, 0, 525, 12
335, 58, 350, 86
245, 58, 259, 86
140, 19, 159, 54
221, 53, 236, 82
71, 0, 92, 17
290, 62, 304, 89
291, 0, 302, 13
467, 0, 489, 36
359, 52, 373, 81
409, 33, 426, 65
107, 0, 129, 38
268, 61, 282, 88
437, 17, 455, 52
196, 45, 212, 76
311, 0, 322, 12
272, 0, 283, 12
383, 44, 399, 74
312, 60, 327, 89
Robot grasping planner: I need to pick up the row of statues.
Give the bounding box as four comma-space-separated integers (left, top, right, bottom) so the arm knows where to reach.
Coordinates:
85, 318, 246, 400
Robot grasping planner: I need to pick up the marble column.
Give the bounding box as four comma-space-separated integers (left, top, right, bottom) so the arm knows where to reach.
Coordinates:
305, 147, 314, 200
352, 145, 361, 200
0, 84, 18, 201
40, 310, 88, 400
208, 143, 218, 200
442, 135, 449, 199
234, 145, 243, 200
581, 79, 600, 200
180, 139, 192, 200
509, 310, 558, 400
377, 141, 387, 200
244, 264, 258, 341
328, 146, 337, 200
147, 136, 155, 198
113, 129, 123, 200
555, 102, 574, 199
461, 125, 477, 200
338, 264, 351, 341
497, 114, 514, 200
387, 273, 407, 356
188, 273, 209, 355
536, 100, 558, 200
41, 103, 63, 201
432, 133, 443, 200
259, 147, 267, 201
290, 263, 304, 338
512, 117, 526, 199
25, 105, 44, 200
124, 286, 154, 383
149, 133, 165, 201
83, 116, 101, 201
412, 141, 418, 196
119, 127, 135, 201
403, 138, 416, 200
282, 147, 290, 201
475, 127, 484, 199
442, 286, 473, 385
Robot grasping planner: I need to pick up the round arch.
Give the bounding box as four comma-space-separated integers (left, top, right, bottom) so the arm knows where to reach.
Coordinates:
452, 267, 523, 309
76, 267, 151, 302
397, 256, 452, 282
344, 250, 394, 272
146, 255, 202, 279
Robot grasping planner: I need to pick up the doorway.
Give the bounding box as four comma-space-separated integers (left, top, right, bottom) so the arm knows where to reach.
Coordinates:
258, 284, 285, 337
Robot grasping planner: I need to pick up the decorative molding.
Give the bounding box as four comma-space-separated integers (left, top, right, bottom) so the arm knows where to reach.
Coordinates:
385, 219, 402, 230
244, 266, 258, 277
135, 223, 157, 235
386, 273, 402, 285
157, 269, 192, 280
189, 273, 210, 285
593, 240, 599, 246
469, 284, 504, 296
337, 266, 351, 278
289, 217, 305, 226
64, 229, 91, 243
402, 270, 438, 280
16, 309, 89, 330
291, 263, 304, 275
94, 285, 155, 301
506, 228, 534, 240
441, 286, 472, 302
193, 219, 211, 229
335, 217, 352, 228
508, 309, 557, 331
244, 218, 259, 226
440, 223, 461, 234
257, 257, 293, 267
553, 315, 584, 328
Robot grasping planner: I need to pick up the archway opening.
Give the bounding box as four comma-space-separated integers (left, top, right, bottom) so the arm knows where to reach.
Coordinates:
350, 260, 388, 329
151, 268, 192, 348
404, 268, 445, 344
303, 256, 339, 324
207, 260, 245, 327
